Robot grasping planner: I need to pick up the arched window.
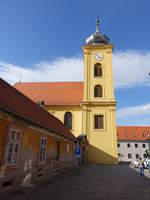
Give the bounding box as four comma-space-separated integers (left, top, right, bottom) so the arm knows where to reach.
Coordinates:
94, 63, 102, 77
64, 112, 72, 130
94, 85, 102, 97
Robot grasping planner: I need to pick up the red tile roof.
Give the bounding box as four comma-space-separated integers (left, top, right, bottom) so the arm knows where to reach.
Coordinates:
0, 78, 76, 141
14, 82, 84, 105
117, 126, 150, 141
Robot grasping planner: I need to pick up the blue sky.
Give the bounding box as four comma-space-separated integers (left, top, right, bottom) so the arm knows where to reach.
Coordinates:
0, 0, 150, 125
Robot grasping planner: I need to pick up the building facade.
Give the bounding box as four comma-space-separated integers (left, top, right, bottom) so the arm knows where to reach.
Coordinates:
117, 126, 150, 162
14, 19, 118, 164
0, 78, 76, 190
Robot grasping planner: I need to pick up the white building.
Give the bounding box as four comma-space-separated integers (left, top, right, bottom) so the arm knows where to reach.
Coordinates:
117, 126, 150, 162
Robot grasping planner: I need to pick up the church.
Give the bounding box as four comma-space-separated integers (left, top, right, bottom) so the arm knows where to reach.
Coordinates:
14, 19, 118, 164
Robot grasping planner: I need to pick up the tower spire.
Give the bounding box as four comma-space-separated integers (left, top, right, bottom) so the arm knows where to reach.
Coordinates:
86, 18, 109, 45
96, 17, 100, 33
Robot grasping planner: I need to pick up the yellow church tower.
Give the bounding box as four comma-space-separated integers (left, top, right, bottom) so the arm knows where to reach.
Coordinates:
82, 18, 118, 164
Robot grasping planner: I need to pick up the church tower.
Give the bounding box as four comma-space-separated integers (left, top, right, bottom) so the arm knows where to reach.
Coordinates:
82, 18, 118, 164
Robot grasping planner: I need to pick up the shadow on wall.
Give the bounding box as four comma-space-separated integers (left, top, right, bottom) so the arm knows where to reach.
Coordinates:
88, 144, 118, 165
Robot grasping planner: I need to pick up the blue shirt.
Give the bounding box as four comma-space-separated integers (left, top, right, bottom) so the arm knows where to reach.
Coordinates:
75, 146, 80, 155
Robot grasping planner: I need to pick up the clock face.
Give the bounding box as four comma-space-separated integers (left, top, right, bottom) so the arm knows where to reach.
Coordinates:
94, 53, 103, 61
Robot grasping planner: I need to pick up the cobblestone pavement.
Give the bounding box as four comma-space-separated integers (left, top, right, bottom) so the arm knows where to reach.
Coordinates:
1, 164, 150, 200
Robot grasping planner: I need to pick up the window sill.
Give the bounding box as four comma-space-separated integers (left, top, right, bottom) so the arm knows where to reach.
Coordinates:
2, 165, 18, 170
37, 161, 46, 166
93, 128, 106, 132
93, 76, 103, 78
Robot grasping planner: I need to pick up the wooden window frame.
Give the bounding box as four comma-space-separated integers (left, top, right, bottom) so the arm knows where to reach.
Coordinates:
39, 137, 47, 162
94, 85, 103, 98
4, 127, 22, 167
94, 115, 104, 130
128, 153, 132, 159
56, 141, 60, 162
94, 63, 102, 77
66, 143, 70, 161
135, 154, 139, 159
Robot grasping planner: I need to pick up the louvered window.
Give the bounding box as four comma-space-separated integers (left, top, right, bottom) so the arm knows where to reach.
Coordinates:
94, 115, 104, 129
94, 63, 102, 77
94, 85, 103, 97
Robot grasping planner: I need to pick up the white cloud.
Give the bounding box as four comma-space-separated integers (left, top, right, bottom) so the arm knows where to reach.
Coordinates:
117, 103, 150, 118
0, 57, 84, 84
1, 50, 150, 125
113, 50, 150, 89
0, 49, 150, 89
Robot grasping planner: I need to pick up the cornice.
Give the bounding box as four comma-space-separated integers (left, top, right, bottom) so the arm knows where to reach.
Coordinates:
83, 44, 114, 50
82, 100, 116, 106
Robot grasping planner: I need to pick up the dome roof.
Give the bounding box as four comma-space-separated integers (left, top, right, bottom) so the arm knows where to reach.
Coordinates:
86, 18, 109, 45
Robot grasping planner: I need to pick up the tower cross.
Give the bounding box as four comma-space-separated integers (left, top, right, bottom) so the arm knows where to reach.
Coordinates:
96, 17, 100, 33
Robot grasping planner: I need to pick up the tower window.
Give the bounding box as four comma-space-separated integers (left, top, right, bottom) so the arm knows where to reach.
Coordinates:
94, 85, 103, 97
94, 63, 102, 77
64, 112, 72, 130
94, 115, 104, 129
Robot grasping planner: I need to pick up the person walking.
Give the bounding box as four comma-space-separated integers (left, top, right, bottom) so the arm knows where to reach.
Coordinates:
75, 143, 81, 166
139, 158, 144, 177
147, 159, 150, 174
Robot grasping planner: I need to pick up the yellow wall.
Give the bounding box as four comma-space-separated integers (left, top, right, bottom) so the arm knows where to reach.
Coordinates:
83, 45, 115, 102
46, 105, 82, 137
82, 45, 118, 164
44, 45, 118, 165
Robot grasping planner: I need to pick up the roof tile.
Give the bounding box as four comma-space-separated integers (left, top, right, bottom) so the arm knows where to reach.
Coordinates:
117, 126, 150, 141
0, 78, 76, 141
14, 82, 84, 105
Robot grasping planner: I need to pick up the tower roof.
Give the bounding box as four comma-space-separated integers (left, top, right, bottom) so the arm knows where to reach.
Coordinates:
86, 18, 109, 45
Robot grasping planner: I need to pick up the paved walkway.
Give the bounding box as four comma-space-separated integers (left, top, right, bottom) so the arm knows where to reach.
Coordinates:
1, 164, 150, 200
